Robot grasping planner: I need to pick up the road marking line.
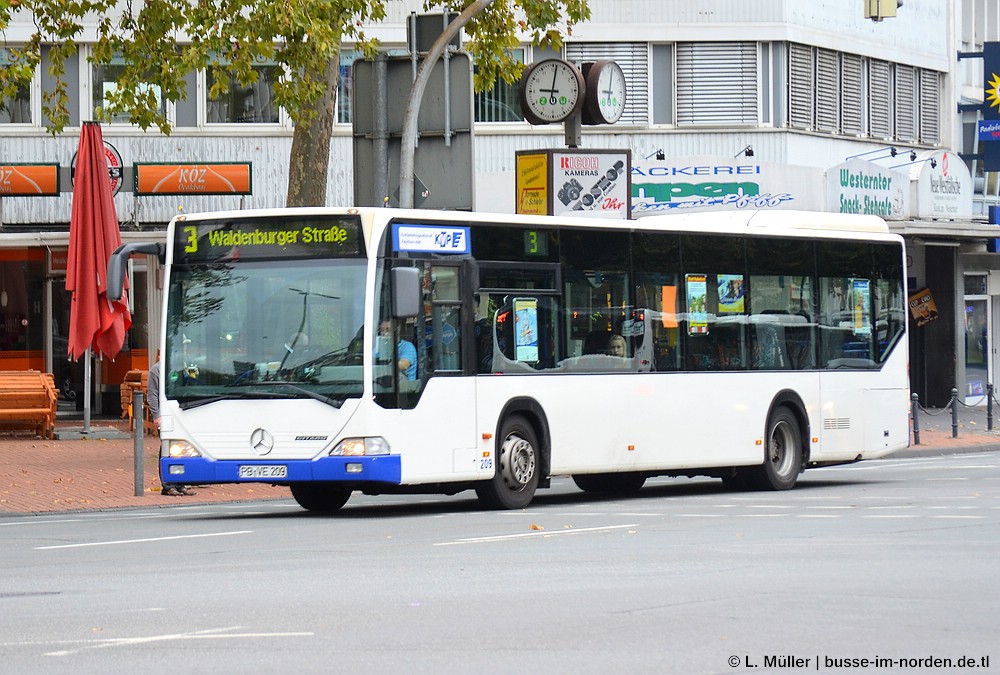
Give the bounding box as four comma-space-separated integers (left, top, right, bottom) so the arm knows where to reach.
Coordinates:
34, 530, 252, 550
42, 626, 313, 657
435, 523, 638, 546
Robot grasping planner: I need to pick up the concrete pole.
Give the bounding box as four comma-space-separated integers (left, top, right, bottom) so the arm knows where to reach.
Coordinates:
398, 0, 494, 208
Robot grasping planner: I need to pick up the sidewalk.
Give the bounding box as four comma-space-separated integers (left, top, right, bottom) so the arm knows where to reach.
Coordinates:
0, 418, 289, 516
2, 410, 999, 516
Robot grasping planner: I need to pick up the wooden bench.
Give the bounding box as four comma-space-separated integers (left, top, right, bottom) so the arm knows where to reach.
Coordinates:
0, 370, 60, 439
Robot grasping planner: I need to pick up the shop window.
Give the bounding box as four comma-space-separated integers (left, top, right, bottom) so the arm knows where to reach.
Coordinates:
206, 57, 280, 124
92, 54, 166, 124
1, 48, 32, 124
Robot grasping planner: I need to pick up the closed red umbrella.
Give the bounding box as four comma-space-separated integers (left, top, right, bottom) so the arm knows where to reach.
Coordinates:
66, 122, 131, 430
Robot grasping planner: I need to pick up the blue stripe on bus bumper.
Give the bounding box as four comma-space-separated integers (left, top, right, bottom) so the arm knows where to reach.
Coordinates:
160, 455, 402, 484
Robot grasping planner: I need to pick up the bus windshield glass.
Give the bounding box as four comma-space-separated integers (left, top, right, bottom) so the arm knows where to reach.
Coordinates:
163, 215, 368, 406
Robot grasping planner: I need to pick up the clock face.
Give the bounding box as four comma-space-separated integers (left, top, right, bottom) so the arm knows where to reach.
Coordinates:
584, 60, 627, 125
519, 59, 585, 125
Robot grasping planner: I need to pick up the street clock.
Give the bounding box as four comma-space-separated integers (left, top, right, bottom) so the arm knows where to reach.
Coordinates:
583, 60, 627, 125
518, 59, 585, 125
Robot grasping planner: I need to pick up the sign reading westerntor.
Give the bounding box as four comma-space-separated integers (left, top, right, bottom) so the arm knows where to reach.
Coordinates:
135, 163, 252, 196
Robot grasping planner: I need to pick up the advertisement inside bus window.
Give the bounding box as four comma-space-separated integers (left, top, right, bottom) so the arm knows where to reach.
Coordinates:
686, 274, 708, 335
718, 274, 745, 313
513, 297, 539, 362
851, 278, 872, 335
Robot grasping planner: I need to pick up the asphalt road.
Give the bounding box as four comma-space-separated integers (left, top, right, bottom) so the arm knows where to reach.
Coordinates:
2, 452, 998, 674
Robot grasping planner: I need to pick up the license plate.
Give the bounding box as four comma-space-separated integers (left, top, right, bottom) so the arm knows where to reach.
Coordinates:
238, 465, 288, 479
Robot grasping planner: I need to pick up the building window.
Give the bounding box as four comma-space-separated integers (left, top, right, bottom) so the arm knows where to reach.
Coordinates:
895, 64, 917, 142
206, 57, 280, 124
92, 54, 166, 124
566, 43, 648, 125
1, 48, 33, 124
869, 59, 893, 140
475, 49, 524, 123
676, 42, 757, 126
919, 69, 941, 145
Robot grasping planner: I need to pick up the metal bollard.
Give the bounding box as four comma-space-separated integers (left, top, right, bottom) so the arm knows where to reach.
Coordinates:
133, 389, 144, 497
989, 384, 994, 432
951, 387, 959, 438
911, 392, 920, 445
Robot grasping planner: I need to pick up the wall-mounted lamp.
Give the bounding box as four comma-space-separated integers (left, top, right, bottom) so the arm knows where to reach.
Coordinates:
889, 156, 937, 170
734, 145, 754, 158
845, 146, 899, 161
644, 149, 665, 160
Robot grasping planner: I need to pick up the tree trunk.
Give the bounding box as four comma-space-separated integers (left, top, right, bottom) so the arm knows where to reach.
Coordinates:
287, 50, 341, 207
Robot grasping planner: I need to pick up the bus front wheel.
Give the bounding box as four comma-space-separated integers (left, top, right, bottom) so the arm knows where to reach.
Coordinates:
747, 407, 802, 490
290, 483, 352, 512
476, 414, 539, 509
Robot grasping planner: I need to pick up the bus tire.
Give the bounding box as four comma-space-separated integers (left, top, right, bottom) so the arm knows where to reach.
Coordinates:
747, 406, 802, 490
475, 414, 539, 509
572, 473, 646, 494
290, 483, 352, 512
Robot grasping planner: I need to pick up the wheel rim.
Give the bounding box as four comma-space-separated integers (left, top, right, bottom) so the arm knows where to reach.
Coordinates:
500, 433, 535, 490
768, 419, 796, 478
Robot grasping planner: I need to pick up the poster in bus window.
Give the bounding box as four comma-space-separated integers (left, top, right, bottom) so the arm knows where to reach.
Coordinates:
513, 297, 539, 362
851, 278, 872, 335
718, 274, 745, 313
686, 274, 708, 335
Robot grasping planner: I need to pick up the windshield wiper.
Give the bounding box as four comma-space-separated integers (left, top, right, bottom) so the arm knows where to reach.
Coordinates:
178, 387, 344, 410
270, 382, 344, 408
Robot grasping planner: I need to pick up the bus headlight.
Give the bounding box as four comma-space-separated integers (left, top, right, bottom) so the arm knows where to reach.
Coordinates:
330, 437, 390, 456
166, 440, 202, 458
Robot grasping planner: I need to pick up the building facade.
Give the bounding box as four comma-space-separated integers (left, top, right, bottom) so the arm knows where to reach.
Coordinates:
1, 0, 998, 411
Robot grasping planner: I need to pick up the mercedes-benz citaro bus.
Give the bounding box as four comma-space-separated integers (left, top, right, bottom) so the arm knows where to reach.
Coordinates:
107, 207, 909, 512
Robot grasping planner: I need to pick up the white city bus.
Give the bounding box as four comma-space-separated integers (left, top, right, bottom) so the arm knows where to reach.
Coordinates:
109, 207, 909, 512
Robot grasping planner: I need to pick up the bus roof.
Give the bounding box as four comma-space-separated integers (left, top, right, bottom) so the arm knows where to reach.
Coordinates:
169, 207, 891, 237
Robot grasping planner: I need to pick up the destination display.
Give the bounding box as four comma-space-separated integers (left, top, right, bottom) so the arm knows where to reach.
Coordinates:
173, 215, 364, 262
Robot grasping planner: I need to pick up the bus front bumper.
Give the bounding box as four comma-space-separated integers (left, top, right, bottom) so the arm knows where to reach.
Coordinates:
160, 455, 402, 485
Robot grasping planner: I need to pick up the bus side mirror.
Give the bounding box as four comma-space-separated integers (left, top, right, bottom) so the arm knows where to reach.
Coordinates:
107, 242, 166, 301
392, 267, 421, 318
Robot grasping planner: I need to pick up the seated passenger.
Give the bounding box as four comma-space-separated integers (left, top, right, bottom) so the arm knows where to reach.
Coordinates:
608, 334, 627, 357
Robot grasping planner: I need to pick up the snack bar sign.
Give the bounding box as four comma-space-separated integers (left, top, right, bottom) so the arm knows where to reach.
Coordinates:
135, 163, 252, 196
0, 164, 60, 196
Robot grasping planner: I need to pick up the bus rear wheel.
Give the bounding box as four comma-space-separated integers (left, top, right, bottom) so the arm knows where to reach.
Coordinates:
572, 473, 646, 494
747, 406, 802, 490
475, 414, 539, 510
290, 483, 352, 512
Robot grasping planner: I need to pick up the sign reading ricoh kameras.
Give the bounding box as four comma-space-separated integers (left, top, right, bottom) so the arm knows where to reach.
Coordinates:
826, 158, 909, 219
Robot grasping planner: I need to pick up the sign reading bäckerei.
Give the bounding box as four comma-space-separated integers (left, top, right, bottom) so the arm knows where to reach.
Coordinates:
173, 215, 363, 262
630, 157, 822, 216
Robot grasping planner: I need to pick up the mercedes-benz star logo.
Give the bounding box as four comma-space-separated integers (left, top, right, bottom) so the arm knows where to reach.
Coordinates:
249, 428, 275, 456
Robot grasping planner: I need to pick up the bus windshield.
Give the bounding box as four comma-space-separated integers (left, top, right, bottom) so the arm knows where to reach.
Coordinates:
164, 258, 368, 406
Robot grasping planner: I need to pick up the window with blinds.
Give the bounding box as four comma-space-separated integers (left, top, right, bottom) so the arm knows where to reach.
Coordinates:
815, 48, 840, 133
675, 42, 758, 125
565, 43, 648, 125
895, 64, 917, 142
788, 43, 813, 130
919, 69, 940, 145
869, 59, 892, 140
841, 54, 865, 137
